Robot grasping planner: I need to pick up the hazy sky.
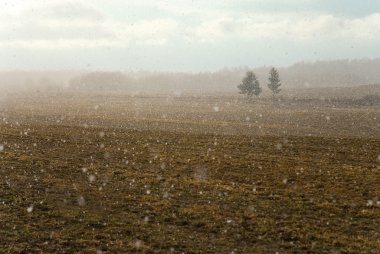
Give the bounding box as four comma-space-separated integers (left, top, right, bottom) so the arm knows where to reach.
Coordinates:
0, 0, 379, 71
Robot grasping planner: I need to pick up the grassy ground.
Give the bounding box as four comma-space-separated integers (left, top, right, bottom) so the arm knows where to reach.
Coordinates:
0, 93, 379, 253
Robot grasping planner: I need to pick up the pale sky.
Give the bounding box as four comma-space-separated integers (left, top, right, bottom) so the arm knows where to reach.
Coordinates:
0, 0, 379, 71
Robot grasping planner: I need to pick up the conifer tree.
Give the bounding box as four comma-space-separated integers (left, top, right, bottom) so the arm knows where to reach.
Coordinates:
238, 71, 262, 98
267, 67, 282, 100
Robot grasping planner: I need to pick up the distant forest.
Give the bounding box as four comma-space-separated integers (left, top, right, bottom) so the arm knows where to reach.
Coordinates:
1, 59, 380, 93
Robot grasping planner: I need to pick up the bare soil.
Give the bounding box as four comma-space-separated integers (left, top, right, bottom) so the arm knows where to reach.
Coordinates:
0, 92, 379, 253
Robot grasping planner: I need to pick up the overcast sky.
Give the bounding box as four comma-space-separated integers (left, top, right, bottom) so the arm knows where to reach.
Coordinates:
0, 0, 379, 71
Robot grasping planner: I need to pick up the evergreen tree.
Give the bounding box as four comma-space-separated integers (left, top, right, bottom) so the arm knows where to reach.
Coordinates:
238, 71, 262, 98
267, 67, 281, 100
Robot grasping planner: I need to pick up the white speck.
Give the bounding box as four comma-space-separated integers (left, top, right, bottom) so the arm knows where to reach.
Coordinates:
245, 116, 250, 121
88, 175, 96, 183
326, 116, 330, 120
367, 200, 374, 207
213, 106, 219, 112
282, 179, 288, 184
81, 167, 88, 173
276, 143, 282, 150
99, 131, 105, 138
77, 196, 86, 206
194, 167, 208, 181
0, 144, 4, 152
27, 205, 34, 213
144, 216, 149, 224
135, 239, 142, 248
146, 190, 151, 195
227, 219, 232, 223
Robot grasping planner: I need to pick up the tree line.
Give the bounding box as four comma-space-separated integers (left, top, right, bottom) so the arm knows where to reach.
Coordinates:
2, 59, 379, 94
238, 67, 281, 100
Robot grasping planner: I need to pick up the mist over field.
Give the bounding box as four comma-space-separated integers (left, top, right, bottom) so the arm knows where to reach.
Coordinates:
0, 1, 379, 253
2, 59, 380, 95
